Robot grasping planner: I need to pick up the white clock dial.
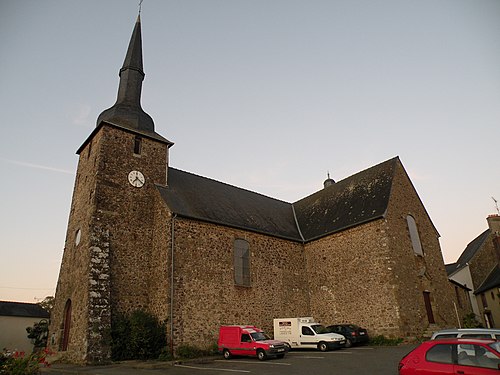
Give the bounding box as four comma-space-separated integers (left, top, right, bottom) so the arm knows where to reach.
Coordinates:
128, 170, 145, 188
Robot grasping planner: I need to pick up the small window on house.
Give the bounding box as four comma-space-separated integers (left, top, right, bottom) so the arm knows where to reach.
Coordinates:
134, 136, 142, 155
481, 293, 488, 308
407, 215, 424, 256
234, 239, 250, 286
455, 286, 462, 308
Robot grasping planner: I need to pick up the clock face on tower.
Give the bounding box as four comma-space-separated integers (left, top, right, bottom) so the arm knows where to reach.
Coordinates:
128, 170, 145, 188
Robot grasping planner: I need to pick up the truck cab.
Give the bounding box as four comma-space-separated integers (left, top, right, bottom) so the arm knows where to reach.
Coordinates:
218, 325, 287, 361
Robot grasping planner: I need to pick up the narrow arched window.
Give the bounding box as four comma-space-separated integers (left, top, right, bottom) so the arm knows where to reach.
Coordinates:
234, 239, 250, 286
134, 136, 142, 155
407, 215, 423, 256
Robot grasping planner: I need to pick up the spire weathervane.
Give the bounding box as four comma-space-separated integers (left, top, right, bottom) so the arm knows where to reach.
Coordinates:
139, 0, 143, 14
493, 197, 499, 215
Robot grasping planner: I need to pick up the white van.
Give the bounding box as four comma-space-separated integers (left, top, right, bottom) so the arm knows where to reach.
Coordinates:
431, 328, 500, 340
273, 317, 346, 351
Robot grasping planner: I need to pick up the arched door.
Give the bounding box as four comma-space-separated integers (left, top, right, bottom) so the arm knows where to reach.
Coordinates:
61, 299, 72, 351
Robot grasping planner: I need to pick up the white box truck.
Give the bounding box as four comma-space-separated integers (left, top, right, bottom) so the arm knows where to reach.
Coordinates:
273, 317, 346, 351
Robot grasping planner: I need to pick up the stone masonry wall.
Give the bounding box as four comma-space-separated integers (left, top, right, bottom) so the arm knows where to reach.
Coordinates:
154, 217, 310, 349
50, 125, 169, 363
385, 161, 458, 335
469, 237, 498, 295
92, 126, 168, 318
305, 219, 402, 337
49, 130, 104, 363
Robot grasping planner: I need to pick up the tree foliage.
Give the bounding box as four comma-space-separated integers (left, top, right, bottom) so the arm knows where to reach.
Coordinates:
111, 310, 166, 361
26, 319, 49, 349
37, 296, 54, 314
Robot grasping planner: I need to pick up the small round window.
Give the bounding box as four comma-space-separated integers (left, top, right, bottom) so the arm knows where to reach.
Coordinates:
75, 229, 81, 246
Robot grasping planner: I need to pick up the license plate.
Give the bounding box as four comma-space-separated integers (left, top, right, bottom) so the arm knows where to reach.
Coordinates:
277, 348, 285, 352
360, 332, 365, 335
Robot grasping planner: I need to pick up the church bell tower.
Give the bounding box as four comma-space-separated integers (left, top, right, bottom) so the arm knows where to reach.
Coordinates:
49, 15, 173, 364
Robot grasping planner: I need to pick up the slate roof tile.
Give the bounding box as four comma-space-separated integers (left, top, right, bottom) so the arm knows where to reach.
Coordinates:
0, 301, 50, 318
158, 157, 400, 242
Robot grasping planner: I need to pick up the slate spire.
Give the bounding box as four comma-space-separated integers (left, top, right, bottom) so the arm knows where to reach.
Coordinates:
97, 15, 155, 132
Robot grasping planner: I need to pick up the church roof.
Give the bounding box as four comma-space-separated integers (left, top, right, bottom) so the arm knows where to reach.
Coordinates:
294, 157, 397, 241
158, 168, 302, 241
158, 157, 399, 242
79, 15, 173, 155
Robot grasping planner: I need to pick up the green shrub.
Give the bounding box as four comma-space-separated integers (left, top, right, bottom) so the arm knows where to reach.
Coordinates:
111, 310, 166, 361
369, 335, 403, 346
26, 319, 49, 350
462, 313, 483, 328
175, 343, 217, 359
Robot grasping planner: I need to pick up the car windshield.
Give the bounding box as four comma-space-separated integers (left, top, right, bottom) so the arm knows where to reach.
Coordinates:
489, 342, 500, 353
250, 332, 269, 341
311, 324, 328, 334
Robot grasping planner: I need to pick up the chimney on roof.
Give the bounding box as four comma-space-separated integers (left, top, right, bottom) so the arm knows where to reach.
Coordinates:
323, 172, 335, 189
487, 214, 500, 235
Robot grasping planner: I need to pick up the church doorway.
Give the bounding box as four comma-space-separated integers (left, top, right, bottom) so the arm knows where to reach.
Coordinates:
61, 299, 72, 351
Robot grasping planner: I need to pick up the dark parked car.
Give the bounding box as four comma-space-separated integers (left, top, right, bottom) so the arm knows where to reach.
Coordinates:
398, 338, 500, 374
326, 324, 369, 348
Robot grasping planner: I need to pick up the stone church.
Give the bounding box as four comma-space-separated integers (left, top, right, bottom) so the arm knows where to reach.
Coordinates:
49, 16, 460, 363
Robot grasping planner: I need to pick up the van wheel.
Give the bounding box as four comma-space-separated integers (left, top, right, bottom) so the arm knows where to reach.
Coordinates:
257, 349, 267, 361
318, 342, 329, 352
345, 338, 352, 348
223, 349, 232, 359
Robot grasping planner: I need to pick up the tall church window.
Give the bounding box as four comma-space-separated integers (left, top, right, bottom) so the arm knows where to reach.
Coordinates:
407, 215, 423, 256
234, 239, 250, 286
134, 136, 142, 155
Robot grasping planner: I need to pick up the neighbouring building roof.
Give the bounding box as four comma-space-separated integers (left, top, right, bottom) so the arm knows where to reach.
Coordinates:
474, 267, 500, 295
445, 263, 458, 276
0, 301, 50, 318
447, 230, 490, 276
158, 157, 399, 242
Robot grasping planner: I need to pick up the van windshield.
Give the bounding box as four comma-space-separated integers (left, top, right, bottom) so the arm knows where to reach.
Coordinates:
251, 332, 269, 341
311, 324, 328, 334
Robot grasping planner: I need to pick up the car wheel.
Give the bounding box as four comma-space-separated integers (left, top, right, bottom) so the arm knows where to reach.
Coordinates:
223, 349, 232, 359
257, 349, 267, 361
345, 338, 352, 348
318, 342, 329, 352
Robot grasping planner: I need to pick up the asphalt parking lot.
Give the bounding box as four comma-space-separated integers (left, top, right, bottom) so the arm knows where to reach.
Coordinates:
42, 345, 417, 375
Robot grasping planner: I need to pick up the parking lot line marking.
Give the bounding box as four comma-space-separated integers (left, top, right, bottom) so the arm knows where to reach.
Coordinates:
326, 351, 353, 354
287, 355, 325, 359
214, 360, 291, 366
174, 364, 250, 372
352, 347, 374, 350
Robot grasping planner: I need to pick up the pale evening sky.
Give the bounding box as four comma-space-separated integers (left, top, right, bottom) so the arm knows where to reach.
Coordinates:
1, 0, 499, 303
